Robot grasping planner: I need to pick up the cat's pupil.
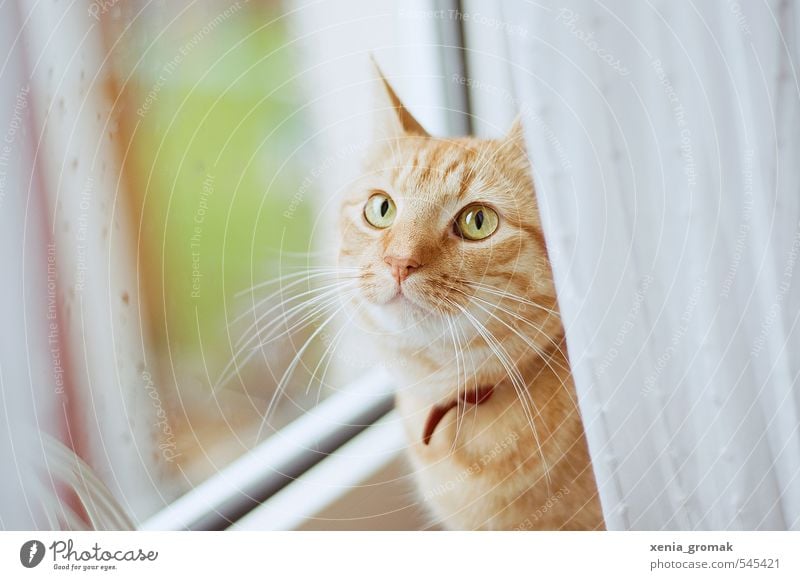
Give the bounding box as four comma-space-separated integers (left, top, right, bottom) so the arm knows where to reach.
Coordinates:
475, 210, 484, 230
380, 199, 389, 217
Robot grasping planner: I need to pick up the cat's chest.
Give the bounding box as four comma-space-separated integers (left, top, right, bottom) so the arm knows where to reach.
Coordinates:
397, 386, 544, 529
395, 382, 524, 460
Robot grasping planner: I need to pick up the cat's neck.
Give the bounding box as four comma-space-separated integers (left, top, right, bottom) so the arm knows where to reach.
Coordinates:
388, 326, 569, 408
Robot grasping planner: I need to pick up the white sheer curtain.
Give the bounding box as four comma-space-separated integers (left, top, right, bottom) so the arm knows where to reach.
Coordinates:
0, 0, 162, 529
503, 0, 800, 529
0, 0, 53, 530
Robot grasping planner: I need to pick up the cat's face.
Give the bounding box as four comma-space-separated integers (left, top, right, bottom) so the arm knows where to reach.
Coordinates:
337, 71, 558, 351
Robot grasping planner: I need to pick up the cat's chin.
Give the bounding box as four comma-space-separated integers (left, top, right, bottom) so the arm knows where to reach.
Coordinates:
356, 291, 443, 336
378, 292, 432, 316
362, 280, 430, 312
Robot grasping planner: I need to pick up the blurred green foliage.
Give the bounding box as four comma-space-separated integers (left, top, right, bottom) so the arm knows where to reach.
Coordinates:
130, 5, 313, 377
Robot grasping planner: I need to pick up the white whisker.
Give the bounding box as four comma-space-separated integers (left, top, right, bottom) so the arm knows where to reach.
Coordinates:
445, 297, 552, 493
462, 280, 560, 318
462, 295, 579, 419
235, 268, 356, 298
234, 280, 356, 348
313, 301, 364, 405
449, 287, 571, 377
214, 287, 356, 391
444, 313, 465, 453
255, 299, 352, 441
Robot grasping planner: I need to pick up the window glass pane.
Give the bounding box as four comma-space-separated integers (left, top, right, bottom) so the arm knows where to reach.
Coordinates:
13, 0, 433, 525
100, 0, 399, 503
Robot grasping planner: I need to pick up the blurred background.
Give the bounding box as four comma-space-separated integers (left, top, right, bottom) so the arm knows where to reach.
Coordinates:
0, 0, 473, 529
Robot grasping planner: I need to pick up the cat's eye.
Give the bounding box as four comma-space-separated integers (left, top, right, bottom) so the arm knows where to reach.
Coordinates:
363, 192, 397, 229
454, 204, 499, 241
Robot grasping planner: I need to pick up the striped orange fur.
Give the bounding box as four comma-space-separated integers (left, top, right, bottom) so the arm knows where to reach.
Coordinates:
335, 67, 603, 530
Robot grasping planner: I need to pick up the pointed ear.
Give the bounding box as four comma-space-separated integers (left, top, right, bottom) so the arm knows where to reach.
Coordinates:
505, 115, 526, 150
500, 115, 529, 165
370, 56, 428, 142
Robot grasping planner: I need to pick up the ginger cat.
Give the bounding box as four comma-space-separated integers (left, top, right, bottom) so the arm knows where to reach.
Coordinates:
336, 66, 604, 530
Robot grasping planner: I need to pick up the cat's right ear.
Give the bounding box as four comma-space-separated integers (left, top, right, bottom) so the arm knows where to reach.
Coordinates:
370, 56, 428, 142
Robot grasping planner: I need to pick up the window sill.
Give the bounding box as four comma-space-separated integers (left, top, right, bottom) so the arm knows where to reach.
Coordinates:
140, 370, 395, 531
231, 411, 410, 531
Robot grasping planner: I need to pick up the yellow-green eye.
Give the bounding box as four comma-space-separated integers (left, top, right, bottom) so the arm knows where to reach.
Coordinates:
455, 205, 499, 240
364, 192, 396, 229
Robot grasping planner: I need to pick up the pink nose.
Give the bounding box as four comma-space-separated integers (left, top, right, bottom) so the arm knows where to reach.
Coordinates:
384, 256, 421, 283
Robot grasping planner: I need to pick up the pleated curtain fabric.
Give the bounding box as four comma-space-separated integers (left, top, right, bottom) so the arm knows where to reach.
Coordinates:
502, 0, 800, 529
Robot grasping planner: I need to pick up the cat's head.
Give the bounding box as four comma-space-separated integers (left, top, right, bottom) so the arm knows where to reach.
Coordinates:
337, 65, 560, 357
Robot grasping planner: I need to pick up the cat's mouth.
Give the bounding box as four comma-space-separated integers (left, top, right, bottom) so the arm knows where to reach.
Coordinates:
387, 285, 423, 308
372, 276, 464, 318
386, 280, 436, 312
360, 267, 458, 317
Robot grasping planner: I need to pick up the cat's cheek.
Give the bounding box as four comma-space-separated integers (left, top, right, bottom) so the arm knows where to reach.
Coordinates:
335, 248, 360, 270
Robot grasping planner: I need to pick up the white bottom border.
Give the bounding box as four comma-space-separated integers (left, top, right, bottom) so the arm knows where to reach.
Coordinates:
2, 531, 799, 579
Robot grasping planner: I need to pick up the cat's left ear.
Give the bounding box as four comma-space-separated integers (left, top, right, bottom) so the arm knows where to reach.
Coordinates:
370, 56, 428, 142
